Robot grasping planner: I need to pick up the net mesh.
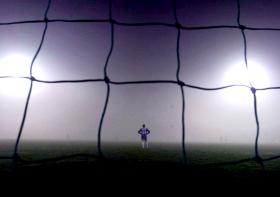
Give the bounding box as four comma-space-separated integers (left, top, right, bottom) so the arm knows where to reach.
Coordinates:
0, 0, 280, 173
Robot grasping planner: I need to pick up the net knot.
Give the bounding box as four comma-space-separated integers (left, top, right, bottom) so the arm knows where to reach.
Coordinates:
44, 17, 49, 22
30, 76, 36, 81
239, 24, 246, 30
175, 22, 182, 29
104, 76, 110, 84
110, 19, 116, 24
178, 80, 185, 86
251, 87, 256, 94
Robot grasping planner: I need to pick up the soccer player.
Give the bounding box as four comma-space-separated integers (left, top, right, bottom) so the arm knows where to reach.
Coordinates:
138, 124, 150, 149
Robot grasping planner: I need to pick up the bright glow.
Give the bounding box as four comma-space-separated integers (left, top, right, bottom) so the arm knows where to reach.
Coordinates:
222, 61, 270, 104
0, 54, 32, 97
0, 54, 30, 77
224, 61, 270, 88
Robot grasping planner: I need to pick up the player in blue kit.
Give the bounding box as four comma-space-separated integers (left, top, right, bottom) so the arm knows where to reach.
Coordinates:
138, 124, 150, 149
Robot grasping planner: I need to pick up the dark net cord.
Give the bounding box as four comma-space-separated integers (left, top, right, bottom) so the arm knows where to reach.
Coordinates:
0, 0, 280, 170
236, 1, 264, 171
173, 0, 186, 164
4, 18, 280, 31
12, 1, 51, 161
97, 0, 114, 158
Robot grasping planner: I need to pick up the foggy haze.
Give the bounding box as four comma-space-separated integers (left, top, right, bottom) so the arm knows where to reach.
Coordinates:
1, 0, 280, 147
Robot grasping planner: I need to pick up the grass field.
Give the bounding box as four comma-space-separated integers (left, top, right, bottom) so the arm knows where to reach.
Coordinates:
1, 140, 280, 187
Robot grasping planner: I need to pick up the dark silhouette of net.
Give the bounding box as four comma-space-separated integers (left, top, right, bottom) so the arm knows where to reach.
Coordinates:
0, 0, 280, 174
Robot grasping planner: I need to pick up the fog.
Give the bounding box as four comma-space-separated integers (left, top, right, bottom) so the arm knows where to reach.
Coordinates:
1, 0, 280, 146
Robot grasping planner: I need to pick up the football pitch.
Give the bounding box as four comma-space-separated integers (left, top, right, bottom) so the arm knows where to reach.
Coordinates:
1, 140, 280, 186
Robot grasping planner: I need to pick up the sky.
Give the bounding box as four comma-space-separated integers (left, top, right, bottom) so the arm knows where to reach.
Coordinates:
1, 0, 280, 149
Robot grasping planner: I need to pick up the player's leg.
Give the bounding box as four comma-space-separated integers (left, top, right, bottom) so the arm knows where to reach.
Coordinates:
144, 139, 148, 148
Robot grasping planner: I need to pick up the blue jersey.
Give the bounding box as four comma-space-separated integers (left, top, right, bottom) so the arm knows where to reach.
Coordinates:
138, 128, 150, 141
